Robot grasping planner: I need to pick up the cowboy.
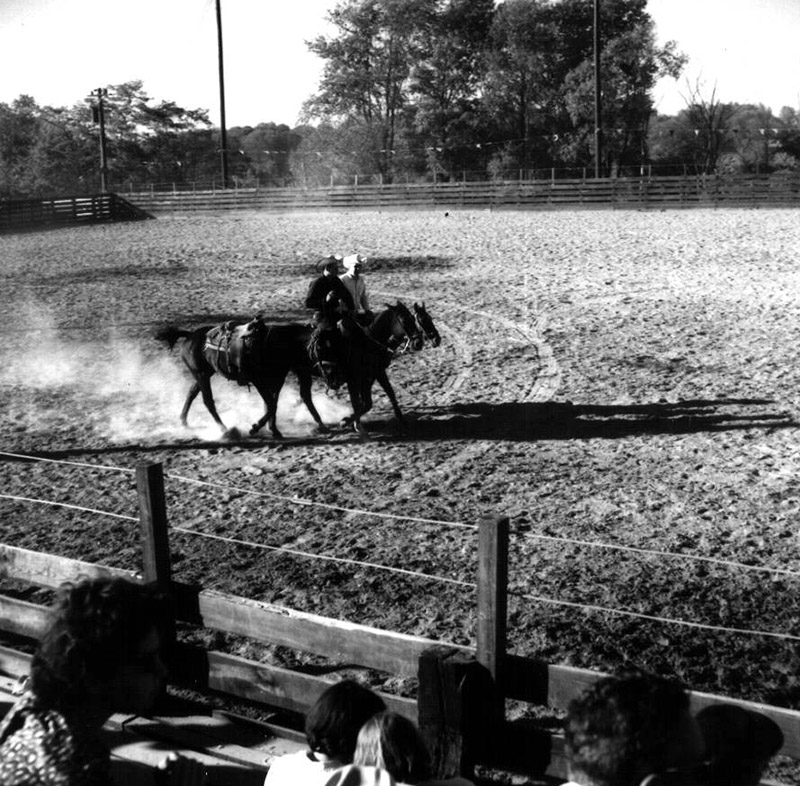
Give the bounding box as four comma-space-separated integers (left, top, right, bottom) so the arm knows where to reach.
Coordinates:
339, 254, 374, 326
305, 255, 354, 323
305, 255, 354, 389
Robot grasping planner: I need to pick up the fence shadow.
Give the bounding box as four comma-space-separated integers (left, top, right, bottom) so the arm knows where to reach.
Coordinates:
386, 397, 797, 442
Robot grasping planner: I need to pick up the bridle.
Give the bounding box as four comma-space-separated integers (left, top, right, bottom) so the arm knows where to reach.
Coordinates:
413, 303, 441, 347
385, 303, 423, 356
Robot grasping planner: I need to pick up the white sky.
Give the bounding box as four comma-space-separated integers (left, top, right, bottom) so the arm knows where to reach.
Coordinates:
0, 0, 798, 128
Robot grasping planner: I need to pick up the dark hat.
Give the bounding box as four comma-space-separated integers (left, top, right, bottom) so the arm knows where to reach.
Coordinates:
697, 704, 783, 763
317, 254, 342, 272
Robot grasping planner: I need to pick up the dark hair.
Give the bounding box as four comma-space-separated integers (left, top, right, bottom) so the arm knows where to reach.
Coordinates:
354, 711, 432, 783
30, 576, 169, 708
305, 679, 387, 763
565, 670, 691, 786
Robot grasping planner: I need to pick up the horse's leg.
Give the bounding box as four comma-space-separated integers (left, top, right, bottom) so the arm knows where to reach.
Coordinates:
376, 367, 405, 423
197, 374, 227, 432
250, 376, 284, 439
344, 378, 367, 435
297, 370, 329, 432
180, 380, 201, 427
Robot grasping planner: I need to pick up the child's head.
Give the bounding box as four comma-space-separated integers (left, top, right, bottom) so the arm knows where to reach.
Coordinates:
354, 711, 432, 784
305, 680, 387, 764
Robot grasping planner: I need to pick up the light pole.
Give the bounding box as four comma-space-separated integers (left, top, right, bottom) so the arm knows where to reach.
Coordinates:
92, 87, 109, 192
216, 0, 230, 188
593, 0, 603, 178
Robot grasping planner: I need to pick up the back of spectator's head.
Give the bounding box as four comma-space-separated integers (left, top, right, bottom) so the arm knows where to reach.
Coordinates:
354, 711, 432, 784
305, 679, 387, 764
30, 576, 169, 709
565, 670, 704, 786
696, 704, 783, 786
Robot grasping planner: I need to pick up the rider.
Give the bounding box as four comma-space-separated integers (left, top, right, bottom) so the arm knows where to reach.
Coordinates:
305, 255, 353, 320
339, 254, 374, 327
305, 255, 354, 389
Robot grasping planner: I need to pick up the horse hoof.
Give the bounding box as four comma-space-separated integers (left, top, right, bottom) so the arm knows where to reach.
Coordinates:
316, 422, 330, 433
222, 427, 242, 440
250, 423, 261, 436
272, 431, 284, 440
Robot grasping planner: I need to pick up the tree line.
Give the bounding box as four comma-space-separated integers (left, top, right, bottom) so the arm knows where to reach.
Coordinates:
2, 0, 799, 199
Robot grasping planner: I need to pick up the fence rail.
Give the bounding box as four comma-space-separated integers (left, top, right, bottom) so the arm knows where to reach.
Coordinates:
121, 173, 800, 214
2, 461, 800, 784
0, 192, 153, 232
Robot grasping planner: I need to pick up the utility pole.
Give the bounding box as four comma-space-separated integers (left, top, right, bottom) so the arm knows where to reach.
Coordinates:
216, 0, 230, 188
92, 87, 109, 192
593, 0, 603, 178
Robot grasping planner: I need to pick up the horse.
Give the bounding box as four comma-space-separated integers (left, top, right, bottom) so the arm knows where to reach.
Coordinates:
333, 301, 423, 434
156, 302, 422, 439
412, 302, 441, 347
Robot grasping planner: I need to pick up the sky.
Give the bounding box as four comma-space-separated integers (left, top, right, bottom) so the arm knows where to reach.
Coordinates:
0, 0, 798, 128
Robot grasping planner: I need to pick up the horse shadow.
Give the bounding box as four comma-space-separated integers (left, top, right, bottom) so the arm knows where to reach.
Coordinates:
378, 397, 798, 442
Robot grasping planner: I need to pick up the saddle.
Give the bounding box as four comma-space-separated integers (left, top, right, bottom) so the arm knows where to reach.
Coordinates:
204, 316, 266, 384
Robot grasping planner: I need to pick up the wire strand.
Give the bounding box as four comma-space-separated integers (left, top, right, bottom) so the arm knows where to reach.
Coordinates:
165, 472, 475, 529
511, 589, 800, 643
0, 493, 137, 522
517, 530, 800, 579
170, 525, 475, 588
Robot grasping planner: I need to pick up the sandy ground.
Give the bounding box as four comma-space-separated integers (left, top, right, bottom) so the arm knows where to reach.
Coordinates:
2, 208, 800, 724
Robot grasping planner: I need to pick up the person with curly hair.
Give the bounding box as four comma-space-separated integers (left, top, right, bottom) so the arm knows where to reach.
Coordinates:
265, 679, 387, 786
0, 575, 203, 785
563, 670, 706, 786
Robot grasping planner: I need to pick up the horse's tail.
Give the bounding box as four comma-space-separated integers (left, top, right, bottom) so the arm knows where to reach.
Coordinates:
155, 324, 194, 351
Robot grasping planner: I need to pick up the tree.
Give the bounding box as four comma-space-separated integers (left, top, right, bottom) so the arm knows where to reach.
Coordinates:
303, 0, 435, 178
409, 0, 494, 175
481, 0, 554, 172
676, 80, 736, 174
558, 0, 685, 173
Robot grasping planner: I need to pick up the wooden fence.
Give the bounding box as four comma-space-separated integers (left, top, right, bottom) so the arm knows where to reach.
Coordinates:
2, 461, 800, 784
122, 173, 800, 214
0, 192, 153, 232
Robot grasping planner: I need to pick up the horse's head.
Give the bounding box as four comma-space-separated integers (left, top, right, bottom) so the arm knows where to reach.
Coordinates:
413, 302, 441, 347
386, 301, 423, 353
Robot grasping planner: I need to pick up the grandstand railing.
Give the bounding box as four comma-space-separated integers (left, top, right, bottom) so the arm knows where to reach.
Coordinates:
1, 461, 799, 784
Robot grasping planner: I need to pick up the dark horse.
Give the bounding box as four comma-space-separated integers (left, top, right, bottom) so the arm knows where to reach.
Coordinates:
412, 302, 441, 348
156, 302, 422, 439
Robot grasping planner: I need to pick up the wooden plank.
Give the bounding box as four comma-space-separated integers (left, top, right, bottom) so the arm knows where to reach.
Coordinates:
0, 646, 32, 679
180, 586, 458, 677
200, 649, 417, 721
0, 544, 138, 587
0, 593, 50, 639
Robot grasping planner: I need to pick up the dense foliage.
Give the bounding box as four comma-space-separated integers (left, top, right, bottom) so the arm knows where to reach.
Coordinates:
1, 0, 799, 197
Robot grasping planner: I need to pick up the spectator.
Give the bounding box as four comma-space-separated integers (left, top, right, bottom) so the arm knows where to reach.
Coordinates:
0, 576, 204, 785
265, 679, 387, 786
353, 711, 474, 786
324, 764, 397, 786
695, 703, 783, 786
339, 254, 373, 325
563, 670, 705, 786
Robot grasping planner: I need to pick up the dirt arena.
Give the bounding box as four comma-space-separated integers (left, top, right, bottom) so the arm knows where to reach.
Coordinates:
3, 207, 800, 719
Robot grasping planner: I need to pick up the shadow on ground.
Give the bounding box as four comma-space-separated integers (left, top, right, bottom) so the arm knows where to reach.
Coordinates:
380, 397, 798, 442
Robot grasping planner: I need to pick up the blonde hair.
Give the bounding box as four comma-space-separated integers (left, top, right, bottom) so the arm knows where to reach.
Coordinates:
354, 712, 431, 784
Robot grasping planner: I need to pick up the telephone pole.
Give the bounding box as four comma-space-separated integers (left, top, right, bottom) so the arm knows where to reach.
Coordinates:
92, 87, 109, 192
216, 0, 230, 188
593, 0, 603, 178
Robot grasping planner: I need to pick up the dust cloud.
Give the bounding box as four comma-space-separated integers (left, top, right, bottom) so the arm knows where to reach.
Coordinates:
1, 303, 350, 444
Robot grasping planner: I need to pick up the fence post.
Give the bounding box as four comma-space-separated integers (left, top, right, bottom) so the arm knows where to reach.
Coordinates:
136, 462, 172, 587
477, 516, 508, 690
